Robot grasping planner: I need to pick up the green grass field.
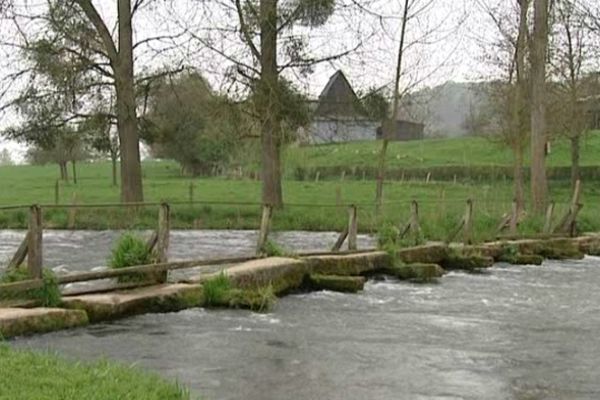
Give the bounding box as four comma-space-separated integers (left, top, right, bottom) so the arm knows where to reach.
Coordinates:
0, 158, 598, 241
0, 134, 599, 241
0, 346, 191, 400
284, 132, 600, 170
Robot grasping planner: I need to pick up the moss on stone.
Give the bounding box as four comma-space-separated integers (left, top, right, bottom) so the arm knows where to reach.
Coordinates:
518, 238, 584, 260
0, 308, 89, 338
381, 263, 445, 283
306, 274, 366, 293
396, 244, 448, 264
441, 254, 494, 272
307, 252, 390, 276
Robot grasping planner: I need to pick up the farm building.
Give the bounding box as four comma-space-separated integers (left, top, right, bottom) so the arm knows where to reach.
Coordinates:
305, 70, 424, 144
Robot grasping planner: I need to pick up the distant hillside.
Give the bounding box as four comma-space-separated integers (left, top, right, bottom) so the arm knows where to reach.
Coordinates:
399, 81, 492, 138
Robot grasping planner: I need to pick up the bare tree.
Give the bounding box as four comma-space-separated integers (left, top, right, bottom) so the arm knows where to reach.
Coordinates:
375, 0, 409, 213
476, 0, 530, 212
549, 0, 591, 189
372, 0, 465, 212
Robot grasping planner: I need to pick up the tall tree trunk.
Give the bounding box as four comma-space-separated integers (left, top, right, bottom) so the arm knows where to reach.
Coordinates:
71, 160, 77, 185
259, 0, 282, 208
111, 153, 118, 187
116, 0, 143, 203
59, 161, 69, 182
375, 0, 410, 213
513, 0, 529, 213
514, 144, 525, 211
530, 0, 549, 213
570, 136, 580, 188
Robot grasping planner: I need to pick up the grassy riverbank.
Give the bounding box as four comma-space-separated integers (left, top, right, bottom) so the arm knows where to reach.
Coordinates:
0, 346, 190, 400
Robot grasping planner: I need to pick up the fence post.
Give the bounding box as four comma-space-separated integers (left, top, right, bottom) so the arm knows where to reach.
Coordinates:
554, 179, 583, 236
156, 203, 170, 263
188, 182, 195, 204
27, 205, 43, 279
410, 200, 422, 242
463, 199, 474, 245
256, 204, 273, 255
509, 199, 518, 235
54, 180, 60, 205
348, 205, 358, 250
543, 201, 555, 234
7, 232, 29, 271
67, 193, 78, 229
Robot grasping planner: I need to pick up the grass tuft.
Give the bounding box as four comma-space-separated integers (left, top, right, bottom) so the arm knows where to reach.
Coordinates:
0, 267, 61, 307
108, 233, 153, 282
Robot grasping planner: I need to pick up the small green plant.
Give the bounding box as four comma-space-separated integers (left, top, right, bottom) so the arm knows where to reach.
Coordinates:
202, 274, 276, 311
377, 223, 400, 249
108, 233, 153, 282
0, 268, 61, 307
498, 243, 519, 263
260, 240, 287, 257
202, 273, 232, 306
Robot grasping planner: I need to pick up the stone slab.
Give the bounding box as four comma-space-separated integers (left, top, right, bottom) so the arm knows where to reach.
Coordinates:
62, 284, 203, 322
0, 307, 88, 338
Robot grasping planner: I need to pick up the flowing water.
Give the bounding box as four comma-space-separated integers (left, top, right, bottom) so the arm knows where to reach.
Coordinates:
5, 231, 600, 400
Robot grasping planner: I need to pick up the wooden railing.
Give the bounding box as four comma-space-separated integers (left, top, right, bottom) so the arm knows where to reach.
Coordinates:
0, 180, 585, 297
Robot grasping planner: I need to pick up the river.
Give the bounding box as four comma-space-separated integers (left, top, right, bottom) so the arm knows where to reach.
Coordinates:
5, 231, 600, 399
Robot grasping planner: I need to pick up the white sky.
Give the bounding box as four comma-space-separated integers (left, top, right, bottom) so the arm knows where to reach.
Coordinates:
0, 0, 531, 161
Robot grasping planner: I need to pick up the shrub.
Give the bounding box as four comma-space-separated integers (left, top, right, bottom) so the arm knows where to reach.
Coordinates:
260, 240, 288, 257
377, 223, 400, 249
202, 274, 276, 311
108, 233, 153, 282
0, 268, 62, 307
202, 273, 232, 306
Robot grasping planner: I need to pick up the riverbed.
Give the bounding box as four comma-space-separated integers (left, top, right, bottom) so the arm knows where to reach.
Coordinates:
12, 251, 600, 399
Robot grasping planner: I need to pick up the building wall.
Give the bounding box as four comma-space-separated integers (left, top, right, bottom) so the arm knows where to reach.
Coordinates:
308, 118, 379, 144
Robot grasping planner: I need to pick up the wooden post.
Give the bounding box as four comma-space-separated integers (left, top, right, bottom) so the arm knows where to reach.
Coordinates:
509, 199, 518, 235
410, 200, 421, 237
7, 232, 29, 270
256, 205, 273, 255
331, 226, 349, 252
341, 170, 346, 182
188, 182, 195, 204
463, 199, 474, 245
67, 193, 78, 229
154, 203, 171, 283
27, 205, 43, 279
426, 172, 432, 184
54, 180, 60, 205
543, 201, 555, 234
554, 180, 583, 236
348, 205, 358, 250
315, 171, 320, 182
156, 203, 170, 264
453, 175, 457, 185
335, 186, 343, 208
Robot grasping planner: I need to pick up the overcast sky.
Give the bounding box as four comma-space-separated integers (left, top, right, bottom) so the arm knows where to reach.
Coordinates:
0, 0, 518, 161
